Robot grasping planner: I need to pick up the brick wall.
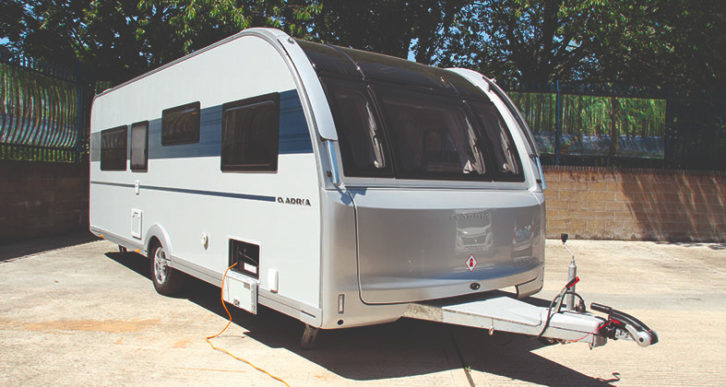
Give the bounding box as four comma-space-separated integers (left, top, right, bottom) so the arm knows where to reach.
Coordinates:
544, 166, 726, 242
0, 160, 89, 244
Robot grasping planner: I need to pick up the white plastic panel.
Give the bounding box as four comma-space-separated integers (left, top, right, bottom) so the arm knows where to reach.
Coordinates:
223, 273, 258, 314
130, 209, 142, 239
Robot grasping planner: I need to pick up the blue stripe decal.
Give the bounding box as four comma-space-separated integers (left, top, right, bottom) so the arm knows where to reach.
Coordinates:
91, 181, 276, 202
148, 89, 312, 160
278, 90, 314, 154
92, 181, 134, 188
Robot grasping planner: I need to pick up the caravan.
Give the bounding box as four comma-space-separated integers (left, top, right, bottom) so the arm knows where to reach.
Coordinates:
89, 28, 655, 348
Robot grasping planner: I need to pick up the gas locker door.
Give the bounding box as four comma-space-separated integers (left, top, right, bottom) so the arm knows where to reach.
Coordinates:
350, 188, 545, 305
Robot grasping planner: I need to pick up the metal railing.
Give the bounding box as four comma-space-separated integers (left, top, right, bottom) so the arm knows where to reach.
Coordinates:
0, 55, 91, 163
499, 81, 726, 171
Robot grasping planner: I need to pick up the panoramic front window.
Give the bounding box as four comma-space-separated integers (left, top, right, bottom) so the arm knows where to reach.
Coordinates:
221, 93, 279, 171
302, 40, 525, 182
375, 87, 488, 180
322, 78, 391, 177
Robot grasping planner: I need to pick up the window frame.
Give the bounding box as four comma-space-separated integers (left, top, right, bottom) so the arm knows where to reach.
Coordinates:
130, 120, 149, 172
100, 125, 128, 171
161, 101, 200, 146
220, 93, 280, 172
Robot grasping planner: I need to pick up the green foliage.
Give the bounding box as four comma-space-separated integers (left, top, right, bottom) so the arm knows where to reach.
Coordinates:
440, 0, 606, 83
588, 1, 726, 90
440, 0, 725, 90
1, 0, 723, 89
0, 0, 322, 82
1, 0, 723, 167
311, 0, 467, 64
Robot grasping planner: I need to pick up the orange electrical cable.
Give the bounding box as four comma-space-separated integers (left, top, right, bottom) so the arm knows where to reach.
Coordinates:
205, 262, 290, 387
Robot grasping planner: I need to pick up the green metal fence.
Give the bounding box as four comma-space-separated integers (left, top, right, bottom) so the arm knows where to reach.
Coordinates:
500, 81, 726, 170
0, 56, 90, 163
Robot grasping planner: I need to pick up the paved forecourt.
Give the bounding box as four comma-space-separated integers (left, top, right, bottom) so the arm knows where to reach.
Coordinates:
1, 235, 724, 386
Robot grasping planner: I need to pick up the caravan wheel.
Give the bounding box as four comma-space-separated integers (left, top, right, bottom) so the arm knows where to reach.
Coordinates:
149, 244, 184, 296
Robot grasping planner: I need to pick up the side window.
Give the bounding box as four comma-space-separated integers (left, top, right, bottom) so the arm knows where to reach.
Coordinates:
319, 77, 392, 177
162, 102, 200, 145
221, 93, 279, 172
100, 126, 127, 171
130, 121, 149, 171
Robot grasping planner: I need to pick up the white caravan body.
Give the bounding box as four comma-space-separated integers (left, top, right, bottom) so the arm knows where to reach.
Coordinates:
89, 28, 547, 330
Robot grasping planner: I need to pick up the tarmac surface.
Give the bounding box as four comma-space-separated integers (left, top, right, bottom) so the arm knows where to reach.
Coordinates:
1, 233, 725, 386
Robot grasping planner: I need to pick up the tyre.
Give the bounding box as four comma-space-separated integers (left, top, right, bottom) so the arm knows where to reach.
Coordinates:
118, 245, 128, 253
149, 243, 185, 296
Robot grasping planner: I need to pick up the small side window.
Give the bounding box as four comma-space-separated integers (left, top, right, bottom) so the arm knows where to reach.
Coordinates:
221, 93, 279, 172
130, 121, 149, 171
100, 126, 127, 171
162, 102, 200, 145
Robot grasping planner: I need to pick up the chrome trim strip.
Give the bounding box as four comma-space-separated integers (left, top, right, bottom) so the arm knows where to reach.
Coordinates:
325, 140, 342, 186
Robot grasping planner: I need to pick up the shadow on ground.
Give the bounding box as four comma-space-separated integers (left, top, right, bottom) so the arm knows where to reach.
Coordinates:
0, 232, 97, 262
105, 251, 617, 386
656, 241, 726, 250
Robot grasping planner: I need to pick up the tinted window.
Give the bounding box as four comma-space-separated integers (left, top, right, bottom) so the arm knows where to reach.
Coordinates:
100, 126, 127, 171
221, 93, 279, 171
130, 121, 148, 171
375, 87, 488, 180
469, 101, 523, 180
297, 39, 482, 96
299, 39, 525, 182
162, 102, 200, 145
295, 39, 361, 79
344, 48, 450, 91
321, 78, 391, 177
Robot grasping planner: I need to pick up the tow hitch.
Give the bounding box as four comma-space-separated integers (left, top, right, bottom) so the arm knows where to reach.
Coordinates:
404, 234, 658, 349
590, 302, 659, 347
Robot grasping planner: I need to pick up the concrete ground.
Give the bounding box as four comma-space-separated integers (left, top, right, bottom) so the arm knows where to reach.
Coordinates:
1, 234, 725, 386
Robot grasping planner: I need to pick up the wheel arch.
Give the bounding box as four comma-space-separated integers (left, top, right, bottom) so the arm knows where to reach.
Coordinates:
144, 224, 173, 259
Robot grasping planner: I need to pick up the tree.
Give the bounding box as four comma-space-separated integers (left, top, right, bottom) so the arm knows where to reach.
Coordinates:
0, 0, 320, 82
311, 0, 467, 64
591, 0, 726, 90
439, 0, 725, 89
440, 0, 604, 83
2, 0, 724, 89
